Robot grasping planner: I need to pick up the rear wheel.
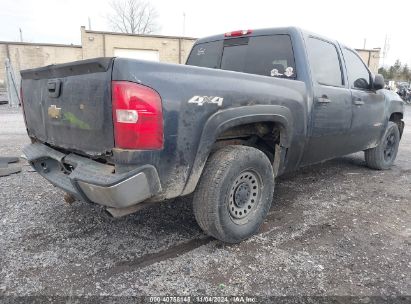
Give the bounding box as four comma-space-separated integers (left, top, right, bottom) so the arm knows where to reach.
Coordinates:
193, 145, 274, 243
365, 121, 400, 170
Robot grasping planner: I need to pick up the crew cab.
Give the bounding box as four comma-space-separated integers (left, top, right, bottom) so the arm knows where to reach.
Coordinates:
21, 27, 404, 242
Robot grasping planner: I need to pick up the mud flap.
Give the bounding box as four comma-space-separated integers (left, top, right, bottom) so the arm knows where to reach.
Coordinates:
273, 144, 288, 177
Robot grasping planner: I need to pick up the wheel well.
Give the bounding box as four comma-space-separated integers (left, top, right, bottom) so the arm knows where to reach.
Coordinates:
389, 112, 404, 137
211, 122, 282, 163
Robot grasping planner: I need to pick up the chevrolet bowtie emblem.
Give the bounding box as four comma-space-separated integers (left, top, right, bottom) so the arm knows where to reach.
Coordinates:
48, 105, 61, 119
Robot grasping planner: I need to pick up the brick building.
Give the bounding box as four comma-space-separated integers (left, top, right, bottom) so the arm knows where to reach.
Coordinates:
0, 27, 197, 88
356, 48, 381, 75
0, 28, 381, 89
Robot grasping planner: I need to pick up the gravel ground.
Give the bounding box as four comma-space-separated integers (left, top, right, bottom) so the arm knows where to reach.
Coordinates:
0, 104, 410, 299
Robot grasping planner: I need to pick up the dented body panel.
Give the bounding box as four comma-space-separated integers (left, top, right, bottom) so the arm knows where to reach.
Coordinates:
21, 27, 404, 209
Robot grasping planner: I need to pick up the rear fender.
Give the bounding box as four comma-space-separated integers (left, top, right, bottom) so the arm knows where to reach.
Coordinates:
181, 105, 293, 195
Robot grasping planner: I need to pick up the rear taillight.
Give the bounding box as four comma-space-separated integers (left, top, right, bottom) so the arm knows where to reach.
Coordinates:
112, 81, 163, 150
224, 29, 252, 37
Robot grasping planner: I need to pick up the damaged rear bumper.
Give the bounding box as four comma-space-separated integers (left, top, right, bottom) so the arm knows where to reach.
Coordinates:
23, 143, 161, 209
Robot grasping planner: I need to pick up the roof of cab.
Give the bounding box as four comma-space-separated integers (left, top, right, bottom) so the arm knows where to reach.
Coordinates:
196, 26, 345, 47
193, 26, 358, 56
194, 26, 304, 44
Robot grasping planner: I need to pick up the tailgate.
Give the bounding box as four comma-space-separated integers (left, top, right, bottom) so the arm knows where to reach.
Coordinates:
21, 58, 114, 155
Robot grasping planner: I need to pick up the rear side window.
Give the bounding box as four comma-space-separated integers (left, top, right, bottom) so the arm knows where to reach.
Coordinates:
187, 35, 296, 79
342, 48, 371, 90
221, 35, 296, 78
307, 38, 343, 87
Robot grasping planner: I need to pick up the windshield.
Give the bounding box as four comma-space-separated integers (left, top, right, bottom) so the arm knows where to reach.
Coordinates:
186, 34, 296, 79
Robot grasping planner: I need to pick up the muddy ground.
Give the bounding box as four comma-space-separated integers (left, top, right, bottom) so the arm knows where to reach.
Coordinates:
0, 105, 410, 299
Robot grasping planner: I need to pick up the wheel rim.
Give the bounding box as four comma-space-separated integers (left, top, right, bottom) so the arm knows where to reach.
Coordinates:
228, 170, 261, 221
383, 131, 397, 162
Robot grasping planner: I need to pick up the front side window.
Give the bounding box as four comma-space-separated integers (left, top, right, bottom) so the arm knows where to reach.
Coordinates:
307, 37, 343, 87
342, 48, 371, 90
187, 35, 297, 79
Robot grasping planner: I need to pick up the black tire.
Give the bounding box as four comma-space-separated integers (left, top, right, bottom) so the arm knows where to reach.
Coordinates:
364, 121, 400, 170
193, 145, 274, 243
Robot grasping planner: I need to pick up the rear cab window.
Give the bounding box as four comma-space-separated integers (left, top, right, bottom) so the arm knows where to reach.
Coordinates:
187, 35, 297, 79
187, 40, 222, 69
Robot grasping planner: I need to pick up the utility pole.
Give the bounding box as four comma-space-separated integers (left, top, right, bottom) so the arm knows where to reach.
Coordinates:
182, 12, 186, 36
19, 28, 23, 42
363, 38, 367, 49
382, 34, 390, 67
88, 17, 92, 30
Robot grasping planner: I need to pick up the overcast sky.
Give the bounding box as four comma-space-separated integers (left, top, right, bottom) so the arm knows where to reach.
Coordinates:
0, 0, 409, 66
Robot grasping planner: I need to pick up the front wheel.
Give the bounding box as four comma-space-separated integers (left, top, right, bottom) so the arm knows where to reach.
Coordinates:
193, 145, 274, 243
365, 121, 400, 170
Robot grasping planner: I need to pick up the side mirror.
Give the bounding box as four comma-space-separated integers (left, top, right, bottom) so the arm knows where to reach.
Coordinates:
373, 74, 385, 90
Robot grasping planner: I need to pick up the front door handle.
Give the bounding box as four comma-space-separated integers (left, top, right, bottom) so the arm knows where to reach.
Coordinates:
353, 98, 364, 106
317, 95, 331, 104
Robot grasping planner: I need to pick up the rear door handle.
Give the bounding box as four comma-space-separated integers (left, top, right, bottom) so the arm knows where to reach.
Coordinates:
317, 95, 331, 104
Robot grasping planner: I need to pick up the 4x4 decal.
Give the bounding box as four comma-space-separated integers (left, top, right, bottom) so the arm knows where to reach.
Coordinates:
188, 96, 224, 107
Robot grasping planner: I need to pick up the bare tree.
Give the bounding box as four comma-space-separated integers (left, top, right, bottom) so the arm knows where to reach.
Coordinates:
107, 0, 159, 34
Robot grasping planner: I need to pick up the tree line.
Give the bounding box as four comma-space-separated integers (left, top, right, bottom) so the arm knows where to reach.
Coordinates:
378, 60, 411, 82
108, 0, 159, 35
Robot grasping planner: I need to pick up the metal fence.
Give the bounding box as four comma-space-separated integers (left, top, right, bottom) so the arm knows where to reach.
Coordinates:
4, 58, 21, 107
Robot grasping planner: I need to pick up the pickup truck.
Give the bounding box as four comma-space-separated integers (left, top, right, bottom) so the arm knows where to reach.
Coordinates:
21, 27, 404, 243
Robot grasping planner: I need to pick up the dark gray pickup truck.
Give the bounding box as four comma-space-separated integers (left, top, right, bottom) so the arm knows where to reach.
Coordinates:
21, 27, 404, 242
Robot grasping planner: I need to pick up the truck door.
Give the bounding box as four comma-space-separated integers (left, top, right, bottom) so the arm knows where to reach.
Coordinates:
301, 37, 353, 165
341, 48, 385, 151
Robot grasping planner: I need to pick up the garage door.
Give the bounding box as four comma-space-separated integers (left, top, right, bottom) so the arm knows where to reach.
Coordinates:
114, 48, 160, 62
